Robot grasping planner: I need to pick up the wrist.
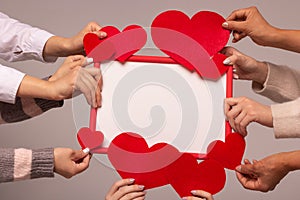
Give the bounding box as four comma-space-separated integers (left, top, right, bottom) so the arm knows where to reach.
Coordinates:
252, 61, 269, 84
284, 151, 300, 172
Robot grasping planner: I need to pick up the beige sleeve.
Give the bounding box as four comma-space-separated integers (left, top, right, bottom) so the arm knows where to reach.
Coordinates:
252, 62, 300, 103
252, 62, 300, 138
271, 98, 300, 138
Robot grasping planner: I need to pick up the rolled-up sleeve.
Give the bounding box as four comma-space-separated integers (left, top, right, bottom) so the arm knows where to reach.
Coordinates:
0, 12, 56, 62
0, 64, 25, 104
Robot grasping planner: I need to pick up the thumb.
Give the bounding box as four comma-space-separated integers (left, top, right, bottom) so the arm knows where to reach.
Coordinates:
72, 148, 90, 161
93, 30, 107, 39
236, 164, 257, 176
223, 20, 247, 33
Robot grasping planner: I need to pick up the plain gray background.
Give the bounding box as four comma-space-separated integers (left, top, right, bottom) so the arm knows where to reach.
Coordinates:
1, 0, 300, 199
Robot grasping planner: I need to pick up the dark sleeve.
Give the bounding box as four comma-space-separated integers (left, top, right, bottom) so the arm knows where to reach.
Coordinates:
0, 97, 63, 123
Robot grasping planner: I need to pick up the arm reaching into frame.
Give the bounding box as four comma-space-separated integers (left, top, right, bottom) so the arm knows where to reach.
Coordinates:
235, 151, 300, 192
222, 6, 300, 53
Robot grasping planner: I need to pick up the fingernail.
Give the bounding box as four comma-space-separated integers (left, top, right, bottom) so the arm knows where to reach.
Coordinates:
83, 147, 90, 154
100, 32, 107, 38
139, 185, 145, 190
129, 178, 135, 183
86, 57, 94, 64
182, 197, 188, 200
191, 190, 197, 195
236, 165, 241, 171
222, 22, 229, 27
223, 58, 231, 65
233, 74, 239, 79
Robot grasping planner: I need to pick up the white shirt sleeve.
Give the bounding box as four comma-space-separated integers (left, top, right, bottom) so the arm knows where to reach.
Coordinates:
0, 64, 25, 104
0, 12, 57, 62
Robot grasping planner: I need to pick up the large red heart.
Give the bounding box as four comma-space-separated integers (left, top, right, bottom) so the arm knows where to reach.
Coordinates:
108, 132, 227, 197
207, 133, 245, 170
167, 154, 226, 197
83, 25, 147, 63
151, 10, 230, 80
107, 132, 181, 189
77, 127, 104, 153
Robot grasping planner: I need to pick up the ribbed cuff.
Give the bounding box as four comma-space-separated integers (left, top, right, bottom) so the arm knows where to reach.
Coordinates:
34, 98, 64, 113
31, 148, 54, 179
0, 148, 15, 182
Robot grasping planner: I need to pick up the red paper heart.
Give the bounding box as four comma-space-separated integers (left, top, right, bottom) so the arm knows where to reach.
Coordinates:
207, 133, 245, 170
77, 127, 104, 152
83, 25, 147, 63
108, 132, 227, 197
108, 132, 181, 189
167, 153, 226, 197
151, 10, 230, 80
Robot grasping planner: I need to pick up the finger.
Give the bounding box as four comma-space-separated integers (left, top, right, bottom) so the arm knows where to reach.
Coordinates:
75, 74, 93, 106
244, 159, 252, 164
235, 170, 257, 190
72, 149, 90, 161
233, 31, 247, 43
83, 57, 94, 67
114, 184, 145, 200
233, 110, 247, 136
76, 68, 99, 107
92, 28, 107, 39
239, 114, 257, 136
96, 72, 102, 107
84, 68, 101, 107
191, 190, 214, 200
119, 191, 146, 200
236, 164, 257, 176
74, 152, 91, 173
223, 20, 247, 33
107, 179, 135, 197
226, 103, 243, 132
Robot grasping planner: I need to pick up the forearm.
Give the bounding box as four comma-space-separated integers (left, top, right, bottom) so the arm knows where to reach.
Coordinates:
269, 29, 300, 53
283, 150, 300, 172
43, 36, 83, 58
0, 148, 54, 183
17, 75, 57, 100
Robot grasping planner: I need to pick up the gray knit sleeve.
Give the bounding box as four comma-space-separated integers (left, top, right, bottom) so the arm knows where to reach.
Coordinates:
0, 148, 54, 183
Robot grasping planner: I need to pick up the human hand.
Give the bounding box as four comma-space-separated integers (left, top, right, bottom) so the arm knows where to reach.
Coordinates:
222, 46, 268, 84
235, 152, 291, 192
224, 97, 273, 136
43, 22, 107, 58
66, 22, 107, 55
105, 179, 146, 200
182, 190, 214, 200
53, 147, 91, 179
49, 55, 102, 108
222, 6, 277, 45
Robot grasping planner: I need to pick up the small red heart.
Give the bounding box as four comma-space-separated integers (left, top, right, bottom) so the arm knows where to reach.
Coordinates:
207, 133, 246, 170
108, 132, 181, 189
151, 10, 230, 80
167, 154, 226, 197
83, 25, 147, 63
77, 127, 104, 152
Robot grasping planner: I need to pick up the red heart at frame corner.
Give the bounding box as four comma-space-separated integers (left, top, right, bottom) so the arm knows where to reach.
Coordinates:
83, 25, 147, 63
151, 10, 230, 80
77, 127, 104, 152
206, 133, 246, 170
